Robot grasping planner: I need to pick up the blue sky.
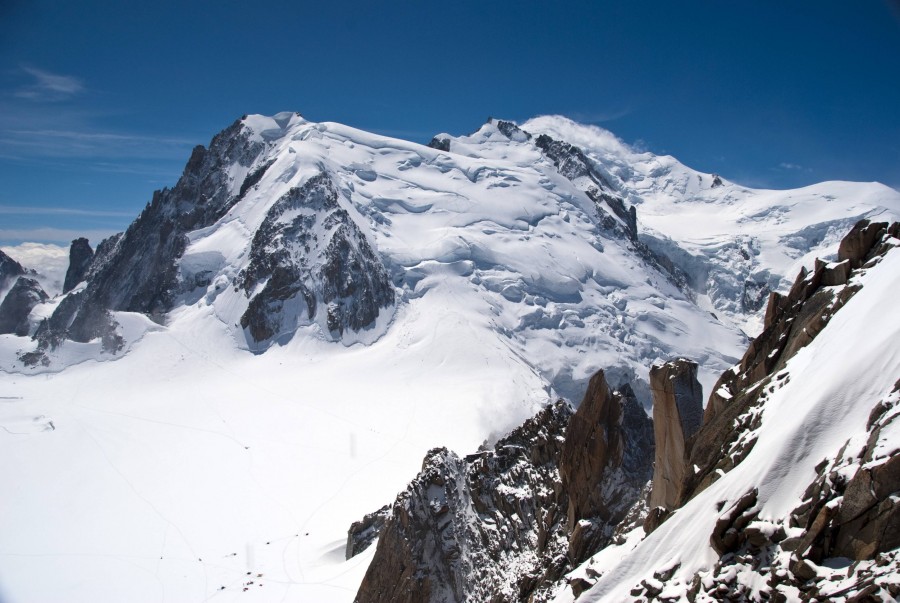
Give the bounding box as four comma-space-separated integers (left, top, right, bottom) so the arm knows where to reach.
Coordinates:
1, 0, 899, 245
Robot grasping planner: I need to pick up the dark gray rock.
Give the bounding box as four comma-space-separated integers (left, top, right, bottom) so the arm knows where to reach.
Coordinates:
355, 400, 574, 603
427, 137, 450, 152
495, 119, 532, 141
346, 504, 391, 560
0, 249, 25, 290
236, 172, 393, 346
39, 117, 267, 346
534, 133, 639, 243
0, 277, 48, 336
63, 238, 94, 293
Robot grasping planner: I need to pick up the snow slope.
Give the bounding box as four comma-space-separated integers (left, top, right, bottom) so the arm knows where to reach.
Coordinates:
1, 113, 898, 602
523, 116, 900, 335
568, 233, 900, 601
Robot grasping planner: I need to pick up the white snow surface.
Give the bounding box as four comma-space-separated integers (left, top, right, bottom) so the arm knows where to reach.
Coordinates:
1, 114, 898, 602
523, 116, 900, 334
578, 238, 900, 601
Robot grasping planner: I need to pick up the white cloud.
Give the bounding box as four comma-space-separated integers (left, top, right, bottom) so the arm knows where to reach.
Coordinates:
15, 66, 85, 101
0, 205, 135, 218
0, 227, 120, 245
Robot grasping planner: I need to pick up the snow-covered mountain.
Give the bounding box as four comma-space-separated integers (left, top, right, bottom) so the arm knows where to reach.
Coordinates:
356, 219, 900, 602
0, 113, 897, 602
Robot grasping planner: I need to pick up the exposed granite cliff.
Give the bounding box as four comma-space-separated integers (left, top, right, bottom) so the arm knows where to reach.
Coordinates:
559, 373, 654, 564
622, 220, 900, 602
647, 359, 703, 511
354, 370, 654, 602
355, 401, 573, 603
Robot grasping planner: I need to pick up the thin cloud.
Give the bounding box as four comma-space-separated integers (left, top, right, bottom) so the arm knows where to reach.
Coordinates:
0, 227, 120, 245
15, 66, 85, 101
0, 205, 135, 218
0, 128, 196, 161
10, 129, 193, 145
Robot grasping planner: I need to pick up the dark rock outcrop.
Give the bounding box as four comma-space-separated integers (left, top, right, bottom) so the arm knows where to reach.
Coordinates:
495, 120, 532, 142
63, 238, 94, 293
559, 374, 654, 563
785, 381, 900, 566
355, 370, 655, 602
648, 359, 703, 511
0, 277, 48, 336
533, 133, 639, 242
39, 117, 267, 346
427, 137, 450, 152
355, 401, 574, 603
0, 249, 25, 291
236, 172, 393, 345
346, 504, 391, 560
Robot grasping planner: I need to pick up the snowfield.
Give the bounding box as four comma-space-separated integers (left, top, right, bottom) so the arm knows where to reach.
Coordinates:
0, 113, 898, 602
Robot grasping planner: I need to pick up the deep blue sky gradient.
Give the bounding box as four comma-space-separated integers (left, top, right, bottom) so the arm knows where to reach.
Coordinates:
1, 0, 899, 244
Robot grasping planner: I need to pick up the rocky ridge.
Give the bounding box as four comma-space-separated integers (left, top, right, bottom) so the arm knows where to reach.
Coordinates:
352, 220, 900, 602
582, 220, 900, 602
353, 369, 653, 602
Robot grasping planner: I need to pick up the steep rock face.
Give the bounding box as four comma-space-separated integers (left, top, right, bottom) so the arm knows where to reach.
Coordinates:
39, 117, 267, 345
559, 373, 654, 563
0, 277, 48, 336
647, 359, 703, 511
355, 401, 574, 603
356, 370, 655, 602
62, 237, 94, 294
236, 172, 393, 345
0, 249, 25, 291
